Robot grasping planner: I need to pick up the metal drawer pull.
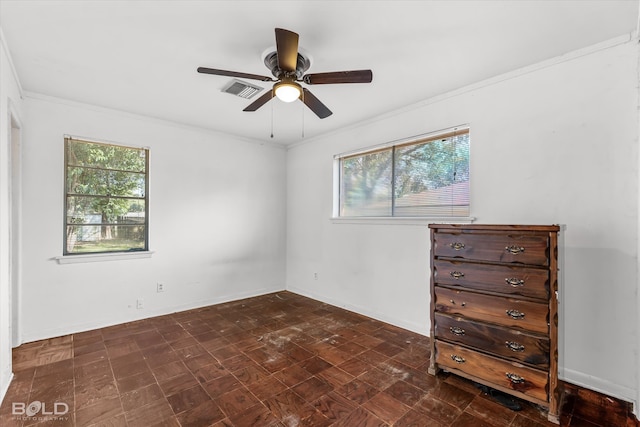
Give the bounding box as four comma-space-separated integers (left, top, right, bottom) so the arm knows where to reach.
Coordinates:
506, 372, 525, 384
450, 242, 465, 250
450, 326, 465, 336
451, 354, 465, 364
505, 341, 525, 352
450, 271, 465, 279
505, 278, 525, 287
505, 245, 525, 255
506, 309, 525, 319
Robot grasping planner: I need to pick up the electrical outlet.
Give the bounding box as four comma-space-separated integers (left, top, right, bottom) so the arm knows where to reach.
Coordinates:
136, 298, 144, 309
157, 283, 164, 292
314, 272, 319, 280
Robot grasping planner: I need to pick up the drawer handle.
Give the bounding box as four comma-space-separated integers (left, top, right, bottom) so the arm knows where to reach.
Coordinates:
450, 354, 466, 364
450, 242, 465, 250
506, 309, 525, 319
450, 271, 465, 279
450, 326, 465, 336
505, 341, 525, 352
505, 277, 525, 287
505, 245, 525, 255
506, 372, 525, 384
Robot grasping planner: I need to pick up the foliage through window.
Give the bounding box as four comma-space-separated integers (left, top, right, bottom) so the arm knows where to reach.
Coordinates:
339, 128, 469, 217
64, 137, 149, 254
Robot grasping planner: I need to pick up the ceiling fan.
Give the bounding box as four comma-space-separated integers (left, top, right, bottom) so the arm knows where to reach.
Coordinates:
197, 28, 373, 119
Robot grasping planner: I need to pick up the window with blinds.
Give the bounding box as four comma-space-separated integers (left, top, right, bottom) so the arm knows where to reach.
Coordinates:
338, 128, 469, 217
64, 137, 149, 254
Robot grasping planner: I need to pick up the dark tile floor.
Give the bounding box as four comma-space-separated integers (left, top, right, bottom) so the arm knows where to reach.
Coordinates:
0, 292, 637, 426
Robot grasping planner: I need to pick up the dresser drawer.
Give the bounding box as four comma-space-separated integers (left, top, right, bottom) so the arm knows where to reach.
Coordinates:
433, 232, 549, 266
434, 313, 549, 368
434, 287, 549, 334
433, 259, 549, 300
435, 340, 548, 402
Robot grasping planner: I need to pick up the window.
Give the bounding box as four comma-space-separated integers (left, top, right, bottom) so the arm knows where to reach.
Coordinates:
64, 137, 149, 255
338, 128, 469, 217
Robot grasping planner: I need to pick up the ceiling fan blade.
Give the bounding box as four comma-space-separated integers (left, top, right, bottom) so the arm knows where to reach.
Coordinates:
275, 28, 299, 72
243, 89, 274, 112
302, 70, 373, 85
197, 67, 274, 82
302, 88, 332, 119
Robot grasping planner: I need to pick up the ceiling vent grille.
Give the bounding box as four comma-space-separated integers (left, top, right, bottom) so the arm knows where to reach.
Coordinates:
221, 79, 264, 99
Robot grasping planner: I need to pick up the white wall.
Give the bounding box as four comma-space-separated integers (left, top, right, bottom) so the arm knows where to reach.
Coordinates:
0, 32, 23, 403
2, 23, 638, 417
18, 94, 287, 342
286, 38, 639, 409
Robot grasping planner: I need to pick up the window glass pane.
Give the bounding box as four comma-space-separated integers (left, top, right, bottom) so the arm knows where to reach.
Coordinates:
66, 225, 146, 254
67, 140, 146, 172
340, 150, 393, 216
394, 133, 469, 216
67, 167, 145, 197
67, 197, 145, 224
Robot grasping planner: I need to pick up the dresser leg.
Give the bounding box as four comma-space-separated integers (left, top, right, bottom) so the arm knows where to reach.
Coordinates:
547, 412, 560, 424
546, 387, 563, 425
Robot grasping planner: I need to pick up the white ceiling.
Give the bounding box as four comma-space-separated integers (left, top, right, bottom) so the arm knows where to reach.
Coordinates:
1, 1, 638, 145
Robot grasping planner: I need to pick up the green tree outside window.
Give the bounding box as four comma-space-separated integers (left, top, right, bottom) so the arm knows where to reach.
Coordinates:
64, 138, 149, 254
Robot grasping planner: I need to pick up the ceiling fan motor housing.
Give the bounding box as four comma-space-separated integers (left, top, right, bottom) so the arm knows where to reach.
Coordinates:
264, 51, 311, 79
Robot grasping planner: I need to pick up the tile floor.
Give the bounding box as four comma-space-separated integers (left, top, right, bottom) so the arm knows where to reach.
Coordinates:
0, 292, 637, 426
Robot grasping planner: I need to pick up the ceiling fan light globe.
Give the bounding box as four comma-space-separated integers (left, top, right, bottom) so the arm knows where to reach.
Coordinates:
274, 82, 301, 103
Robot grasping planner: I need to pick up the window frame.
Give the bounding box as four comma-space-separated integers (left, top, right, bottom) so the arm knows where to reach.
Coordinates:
63, 136, 150, 256
333, 126, 471, 222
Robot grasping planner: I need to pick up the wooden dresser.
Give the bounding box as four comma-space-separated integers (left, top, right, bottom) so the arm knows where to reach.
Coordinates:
428, 224, 561, 423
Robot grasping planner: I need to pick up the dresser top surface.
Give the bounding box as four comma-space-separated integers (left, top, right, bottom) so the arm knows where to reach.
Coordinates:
429, 224, 560, 232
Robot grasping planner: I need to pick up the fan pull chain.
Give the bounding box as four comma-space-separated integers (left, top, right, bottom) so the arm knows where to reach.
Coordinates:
270, 95, 274, 138
301, 92, 305, 138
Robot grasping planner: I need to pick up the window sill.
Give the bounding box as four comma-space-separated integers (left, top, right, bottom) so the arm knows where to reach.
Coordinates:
54, 251, 154, 264
330, 216, 476, 226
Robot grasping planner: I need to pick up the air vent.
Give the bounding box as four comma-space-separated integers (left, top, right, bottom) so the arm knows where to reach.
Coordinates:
221, 79, 264, 99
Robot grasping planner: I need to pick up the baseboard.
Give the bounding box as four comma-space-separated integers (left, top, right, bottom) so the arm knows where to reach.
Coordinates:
560, 368, 637, 416
15, 286, 637, 419
19, 285, 285, 344
288, 287, 638, 417
287, 286, 429, 336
